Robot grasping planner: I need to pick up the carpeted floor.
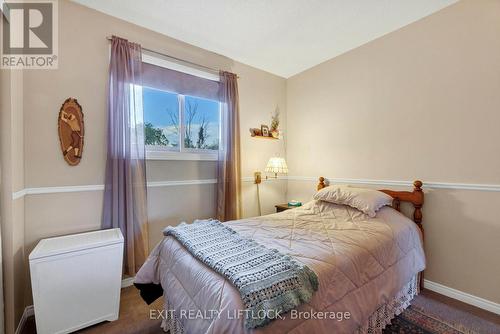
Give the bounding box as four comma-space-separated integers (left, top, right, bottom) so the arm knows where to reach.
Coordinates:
21, 288, 499, 334
384, 304, 499, 334
384, 291, 500, 334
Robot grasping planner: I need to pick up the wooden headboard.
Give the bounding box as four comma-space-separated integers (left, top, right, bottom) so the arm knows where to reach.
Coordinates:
317, 176, 425, 289
316, 177, 424, 233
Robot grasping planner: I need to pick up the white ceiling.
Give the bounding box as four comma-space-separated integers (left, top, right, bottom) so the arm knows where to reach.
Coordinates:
73, 0, 458, 78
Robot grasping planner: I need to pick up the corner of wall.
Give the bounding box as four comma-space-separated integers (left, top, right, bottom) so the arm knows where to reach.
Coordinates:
0, 67, 27, 334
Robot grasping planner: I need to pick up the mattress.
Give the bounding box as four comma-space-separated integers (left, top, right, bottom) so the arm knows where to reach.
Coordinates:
135, 200, 425, 334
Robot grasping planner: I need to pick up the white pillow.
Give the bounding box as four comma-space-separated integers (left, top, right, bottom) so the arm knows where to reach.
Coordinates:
313, 185, 393, 217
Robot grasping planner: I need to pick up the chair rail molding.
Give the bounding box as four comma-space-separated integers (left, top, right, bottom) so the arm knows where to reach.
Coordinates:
12, 176, 500, 200
286, 176, 500, 192
12, 179, 218, 199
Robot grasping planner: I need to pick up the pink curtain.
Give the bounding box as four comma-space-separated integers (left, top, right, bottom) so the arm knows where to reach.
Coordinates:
103, 36, 149, 276
217, 71, 242, 221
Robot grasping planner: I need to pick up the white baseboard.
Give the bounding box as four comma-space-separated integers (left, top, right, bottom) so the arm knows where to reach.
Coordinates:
121, 276, 135, 288
14, 305, 34, 334
424, 279, 500, 315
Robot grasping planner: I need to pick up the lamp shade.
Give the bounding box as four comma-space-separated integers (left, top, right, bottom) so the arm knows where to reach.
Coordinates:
265, 157, 288, 175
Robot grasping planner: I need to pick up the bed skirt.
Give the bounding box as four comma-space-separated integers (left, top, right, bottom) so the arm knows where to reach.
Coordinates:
356, 274, 419, 334
160, 274, 419, 334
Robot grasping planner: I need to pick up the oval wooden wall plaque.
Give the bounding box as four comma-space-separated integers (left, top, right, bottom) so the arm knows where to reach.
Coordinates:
58, 98, 84, 166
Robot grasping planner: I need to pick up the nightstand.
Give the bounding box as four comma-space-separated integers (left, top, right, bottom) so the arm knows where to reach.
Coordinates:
275, 204, 297, 212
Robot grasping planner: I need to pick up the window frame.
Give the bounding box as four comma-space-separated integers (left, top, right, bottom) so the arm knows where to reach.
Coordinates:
142, 52, 222, 161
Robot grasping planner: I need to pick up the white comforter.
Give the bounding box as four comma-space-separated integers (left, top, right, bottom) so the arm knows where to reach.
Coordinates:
136, 200, 425, 334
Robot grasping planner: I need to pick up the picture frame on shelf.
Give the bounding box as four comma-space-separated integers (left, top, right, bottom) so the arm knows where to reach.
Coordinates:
261, 124, 270, 137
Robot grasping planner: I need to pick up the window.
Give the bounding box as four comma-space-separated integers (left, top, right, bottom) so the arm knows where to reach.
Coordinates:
143, 87, 179, 149
183, 95, 220, 150
141, 53, 221, 160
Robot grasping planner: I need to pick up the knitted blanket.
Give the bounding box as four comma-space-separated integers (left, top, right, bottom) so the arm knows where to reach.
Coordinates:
163, 219, 319, 329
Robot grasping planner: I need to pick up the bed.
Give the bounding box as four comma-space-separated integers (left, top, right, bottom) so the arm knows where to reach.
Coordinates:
135, 177, 426, 334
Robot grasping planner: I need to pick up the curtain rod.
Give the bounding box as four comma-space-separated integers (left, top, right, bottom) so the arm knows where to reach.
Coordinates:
106, 36, 236, 77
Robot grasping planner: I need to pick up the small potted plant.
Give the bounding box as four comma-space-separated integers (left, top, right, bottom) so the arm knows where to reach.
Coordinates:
270, 107, 280, 138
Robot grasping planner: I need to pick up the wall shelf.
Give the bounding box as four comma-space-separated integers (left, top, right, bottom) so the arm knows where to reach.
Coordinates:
251, 135, 279, 140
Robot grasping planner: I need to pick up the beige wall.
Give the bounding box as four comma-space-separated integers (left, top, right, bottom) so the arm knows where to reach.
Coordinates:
235, 62, 287, 218
21, 0, 286, 251
286, 0, 500, 303
5, 1, 499, 332
5, 0, 286, 332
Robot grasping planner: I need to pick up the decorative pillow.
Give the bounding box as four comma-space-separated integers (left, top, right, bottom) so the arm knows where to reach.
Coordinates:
313, 184, 393, 217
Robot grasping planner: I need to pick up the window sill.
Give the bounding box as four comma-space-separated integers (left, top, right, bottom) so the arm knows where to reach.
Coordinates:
146, 150, 218, 161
